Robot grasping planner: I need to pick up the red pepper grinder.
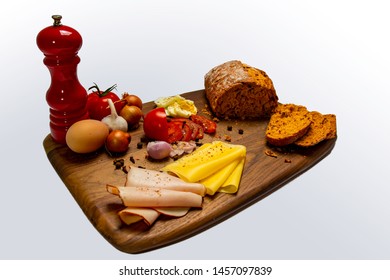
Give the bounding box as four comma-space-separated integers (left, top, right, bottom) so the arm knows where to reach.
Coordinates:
37, 15, 89, 144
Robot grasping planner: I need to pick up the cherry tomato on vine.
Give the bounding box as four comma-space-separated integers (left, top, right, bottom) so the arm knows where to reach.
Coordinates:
86, 83, 124, 120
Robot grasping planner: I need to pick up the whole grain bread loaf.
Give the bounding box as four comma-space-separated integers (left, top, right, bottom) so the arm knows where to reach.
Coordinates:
265, 104, 312, 146
204, 60, 279, 119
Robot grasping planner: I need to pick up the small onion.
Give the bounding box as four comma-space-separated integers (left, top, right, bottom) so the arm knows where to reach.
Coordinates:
120, 105, 143, 129
122, 93, 143, 109
146, 141, 172, 160
106, 130, 131, 154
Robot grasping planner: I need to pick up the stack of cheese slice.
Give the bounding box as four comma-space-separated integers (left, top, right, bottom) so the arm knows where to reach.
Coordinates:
161, 141, 246, 195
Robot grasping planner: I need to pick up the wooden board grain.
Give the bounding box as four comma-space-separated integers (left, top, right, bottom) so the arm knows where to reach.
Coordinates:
43, 89, 336, 254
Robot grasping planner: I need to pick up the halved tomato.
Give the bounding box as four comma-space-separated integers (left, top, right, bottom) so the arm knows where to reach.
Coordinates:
143, 108, 216, 143
143, 108, 169, 142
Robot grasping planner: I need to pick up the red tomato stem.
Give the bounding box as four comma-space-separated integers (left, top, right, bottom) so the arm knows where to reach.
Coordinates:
88, 82, 117, 98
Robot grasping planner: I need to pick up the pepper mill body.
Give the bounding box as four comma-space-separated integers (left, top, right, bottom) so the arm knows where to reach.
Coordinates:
37, 15, 89, 144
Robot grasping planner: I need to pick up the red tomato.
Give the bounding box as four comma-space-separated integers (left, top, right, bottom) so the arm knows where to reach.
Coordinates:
166, 121, 193, 143
87, 83, 123, 120
143, 109, 213, 143
194, 123, 204, 139
190, 115, 217, 134
170, 118, 204, 140
143, 108, 169, 142
167, 121, 184, 143
181, 123, 193, 142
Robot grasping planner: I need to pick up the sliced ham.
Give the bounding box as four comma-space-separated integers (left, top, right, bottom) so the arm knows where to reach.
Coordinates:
154, 207, 190, 217
125, 166, 206, 196
118, 207, 160, 226
117, 207, 189, 226
107, 185, 203, 208
107, 166, 206, 227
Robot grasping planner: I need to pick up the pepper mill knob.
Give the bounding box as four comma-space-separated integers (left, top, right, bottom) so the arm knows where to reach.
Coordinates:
37, 15, 89, 144
52, 14, 62, 26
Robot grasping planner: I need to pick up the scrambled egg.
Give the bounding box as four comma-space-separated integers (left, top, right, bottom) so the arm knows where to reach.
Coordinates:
154, 95, 197, 118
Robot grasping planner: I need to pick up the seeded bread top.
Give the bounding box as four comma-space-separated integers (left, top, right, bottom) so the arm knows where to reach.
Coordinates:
204, 60, 278, 119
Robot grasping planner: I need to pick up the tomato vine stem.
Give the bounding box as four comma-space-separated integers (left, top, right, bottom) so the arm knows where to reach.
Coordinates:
88, 82, 117, 97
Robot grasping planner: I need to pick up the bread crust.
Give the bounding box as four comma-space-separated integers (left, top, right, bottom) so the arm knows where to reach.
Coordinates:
204, 60, 278, 119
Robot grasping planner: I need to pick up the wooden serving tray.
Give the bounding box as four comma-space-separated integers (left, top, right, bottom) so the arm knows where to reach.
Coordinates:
43, 89, 336, 254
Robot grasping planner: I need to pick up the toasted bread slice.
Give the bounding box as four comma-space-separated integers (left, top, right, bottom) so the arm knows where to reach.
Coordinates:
324, 114, 337, 139
295, 111, 330, 147
265, 104, 312, 146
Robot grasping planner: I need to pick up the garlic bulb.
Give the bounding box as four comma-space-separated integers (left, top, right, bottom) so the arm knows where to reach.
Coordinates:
101, 99, 128, 132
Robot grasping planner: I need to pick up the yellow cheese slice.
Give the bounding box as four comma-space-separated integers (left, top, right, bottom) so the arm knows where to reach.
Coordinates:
201, 157, 241, 195
161, 141, 246, 183
218, 157, 245, 194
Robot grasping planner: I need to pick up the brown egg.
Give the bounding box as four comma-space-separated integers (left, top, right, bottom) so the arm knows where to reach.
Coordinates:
65, 119, 109, 153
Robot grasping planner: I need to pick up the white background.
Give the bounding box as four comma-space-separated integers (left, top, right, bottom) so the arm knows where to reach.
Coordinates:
1, 0, 389, 260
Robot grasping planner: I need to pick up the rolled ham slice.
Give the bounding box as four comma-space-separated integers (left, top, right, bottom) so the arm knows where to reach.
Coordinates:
107, 185, 203, 208
154, 207, 190, 217
118, 207, 160, 226
125, 166, 206, 196
117, 207, 189, 226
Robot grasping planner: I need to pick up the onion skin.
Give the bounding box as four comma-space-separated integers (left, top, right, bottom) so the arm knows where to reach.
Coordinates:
122, 93, 143, 109
120, 105, 143, 129
147, 141, 172, 160
106, 130, 131, 154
